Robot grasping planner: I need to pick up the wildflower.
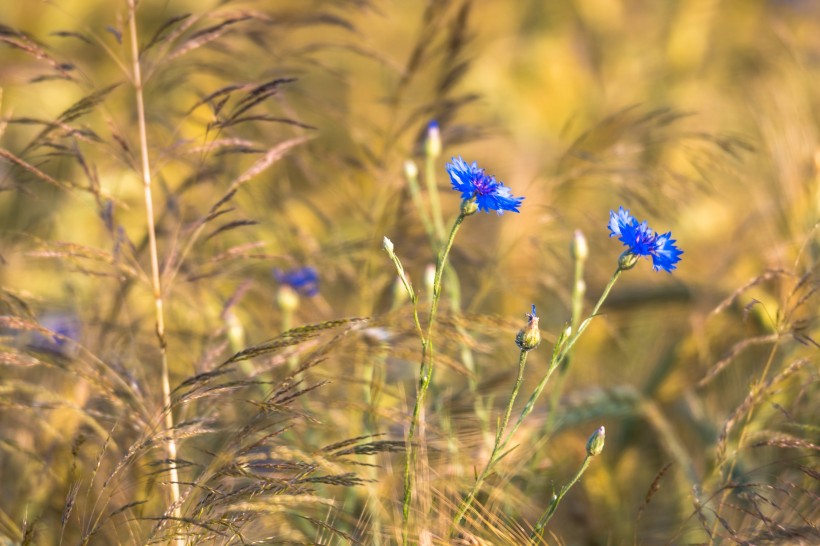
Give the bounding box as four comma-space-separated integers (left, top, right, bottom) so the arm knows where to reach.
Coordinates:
446, 156, 524, 215
515, 304, 541, 351
586, 425, 606, 457
29, 312, 81, 357
608, 207, 682, 272
273, 266, 319, 297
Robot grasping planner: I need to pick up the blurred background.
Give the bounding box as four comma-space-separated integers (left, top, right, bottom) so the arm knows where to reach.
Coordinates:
0, 0, 818, 544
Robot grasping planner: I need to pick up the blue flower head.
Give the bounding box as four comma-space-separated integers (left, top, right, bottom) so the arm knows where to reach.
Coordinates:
29, 312, 82, 357
274, 266, 319, 296
446, 156, 524, 215
608, 207, 682, 272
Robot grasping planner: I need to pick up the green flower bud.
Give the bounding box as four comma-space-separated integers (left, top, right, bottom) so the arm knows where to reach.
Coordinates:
571, 229, 588, 261
515, 304, 541, 351
276, 285, 300, 313
461, 197, 479, 216
618, 250, 640, 271
383, 236, 395, 256
425, 121, 441, 158
404, 159, 419, 181
586, 425, 606, 457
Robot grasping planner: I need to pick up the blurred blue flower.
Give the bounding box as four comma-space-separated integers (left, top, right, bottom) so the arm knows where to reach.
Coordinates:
274, 266, 319, 296
446, 156, 523, 215
608, 207, 682, 272
29, 312, 82, 357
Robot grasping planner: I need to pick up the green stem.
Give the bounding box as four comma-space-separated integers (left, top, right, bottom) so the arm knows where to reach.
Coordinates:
452, 348, 530, 529
547, 253, 587, 431
504, 267, 622, 447
402, 211, 467, 543
529, 455, 592, 543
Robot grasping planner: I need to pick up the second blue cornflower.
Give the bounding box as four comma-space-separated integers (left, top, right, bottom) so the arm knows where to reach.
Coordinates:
446, 156, 524, 215
274, 266, 320, 296
608, 207, 682, 272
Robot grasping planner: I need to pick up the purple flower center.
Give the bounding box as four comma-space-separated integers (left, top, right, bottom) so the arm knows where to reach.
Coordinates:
472, 174, 496, 196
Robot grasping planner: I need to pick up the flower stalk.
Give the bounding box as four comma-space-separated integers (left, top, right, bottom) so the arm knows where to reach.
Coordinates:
529, 426, 605, 543
402, 210, 466, 540
400, 156, 523, 544
453, 305, 539, 528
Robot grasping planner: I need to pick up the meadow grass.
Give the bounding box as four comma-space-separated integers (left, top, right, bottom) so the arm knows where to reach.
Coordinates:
0, 1, 818, 544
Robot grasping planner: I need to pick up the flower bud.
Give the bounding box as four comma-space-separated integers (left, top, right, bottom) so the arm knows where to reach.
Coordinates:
618, 250, 640, 271
383, 236, 395, 255
404, 159, 419, 181
461, 197, 479, 216
586, 426, 606, 457
425, 120, 441, 158
515, 304, 541, 351
571, 229, 588, 262
276, 285, 300, 313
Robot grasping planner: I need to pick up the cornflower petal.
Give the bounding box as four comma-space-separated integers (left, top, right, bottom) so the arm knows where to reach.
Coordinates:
608, 206, 633, 238
650, 232, 683, 272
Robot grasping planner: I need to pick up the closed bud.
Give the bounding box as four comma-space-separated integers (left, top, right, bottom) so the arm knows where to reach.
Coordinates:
404, 159, 419, 180
515, 304, 541, 351
383, 236, 395, 255
571, 229, 588, 261
586, 426, 606, 457
461, 197, 479, 216
618, 250, 640, 271
425, 120, 441, 158
276, 285, 300, 313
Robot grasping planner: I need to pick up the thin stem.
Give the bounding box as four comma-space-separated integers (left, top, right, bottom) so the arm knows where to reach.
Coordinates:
452, 348, 530, 529
402, 211, 467, 544
547, 251, 587, 431
127, 0, 182, 533
504, 267, 622, 448
451, 267, 621, 535
529, 455, 592, 543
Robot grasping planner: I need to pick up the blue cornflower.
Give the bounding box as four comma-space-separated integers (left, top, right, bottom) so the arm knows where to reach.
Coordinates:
29, 312, 81, 357
608, 207, 682, 272
274, 266, 319, 296
446, 156, 524, 215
